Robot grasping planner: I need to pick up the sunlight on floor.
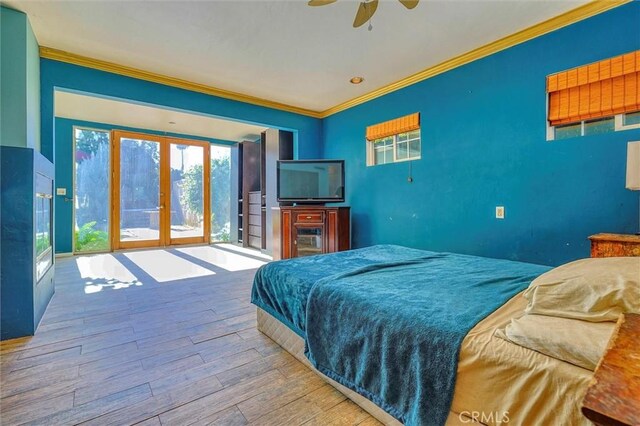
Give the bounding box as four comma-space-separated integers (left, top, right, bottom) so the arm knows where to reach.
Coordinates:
124, 249, 214, 283
74, 245, 267, 293
76, 254, 141, 293
176, 245, 267, 272
215, 243, 272, 261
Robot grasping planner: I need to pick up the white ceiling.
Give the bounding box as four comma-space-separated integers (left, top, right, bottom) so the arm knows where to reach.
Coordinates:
55, 91, 266, 142
11, 0, 588, 112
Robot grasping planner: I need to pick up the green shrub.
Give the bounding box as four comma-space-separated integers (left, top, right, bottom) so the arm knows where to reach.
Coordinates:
75, 221, 109, 252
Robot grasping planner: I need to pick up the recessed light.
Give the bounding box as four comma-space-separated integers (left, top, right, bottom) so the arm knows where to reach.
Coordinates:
350, 76, 364, 84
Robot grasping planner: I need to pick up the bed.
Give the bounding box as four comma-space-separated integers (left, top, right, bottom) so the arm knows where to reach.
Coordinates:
251, 245, 599, 426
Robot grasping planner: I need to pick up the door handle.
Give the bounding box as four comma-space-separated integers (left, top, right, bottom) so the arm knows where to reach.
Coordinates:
158, 205, 165, 209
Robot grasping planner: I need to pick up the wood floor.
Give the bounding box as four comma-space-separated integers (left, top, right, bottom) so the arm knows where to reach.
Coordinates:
0, 245, 379, 426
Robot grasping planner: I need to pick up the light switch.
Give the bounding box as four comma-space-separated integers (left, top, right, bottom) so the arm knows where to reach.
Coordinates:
56, 188, 67, 196
496, 206, 505, 219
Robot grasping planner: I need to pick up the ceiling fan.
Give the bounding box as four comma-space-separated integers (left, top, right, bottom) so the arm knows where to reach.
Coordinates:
308, 0, 420, 29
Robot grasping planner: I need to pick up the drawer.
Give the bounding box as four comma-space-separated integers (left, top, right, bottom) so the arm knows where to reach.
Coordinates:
249, 204, 261, 215
591, 241, 640, 257
249, 224, 261, 237
295, 211, 324, 223
248, 214, 262, 226
248, 235, 262, 249
249, 192, 262, 204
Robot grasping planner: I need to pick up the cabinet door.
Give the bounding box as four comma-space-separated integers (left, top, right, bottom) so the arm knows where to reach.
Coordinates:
326, 210, 337, 253
292, 224, 325, 258
280, 209, 292, 259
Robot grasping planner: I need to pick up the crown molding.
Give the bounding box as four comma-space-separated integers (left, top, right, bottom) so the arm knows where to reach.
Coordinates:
319, 0, 632, 117
39, 0, 630, 120
39, 47, 323, 119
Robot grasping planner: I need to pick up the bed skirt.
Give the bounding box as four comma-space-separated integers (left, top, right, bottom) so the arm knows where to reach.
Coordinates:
256, 307, 476, 426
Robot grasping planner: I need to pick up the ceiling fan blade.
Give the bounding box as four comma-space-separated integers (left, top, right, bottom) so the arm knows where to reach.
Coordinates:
308, 0, 337, 6
353, 0, 379, 28
399, 0, 419, 9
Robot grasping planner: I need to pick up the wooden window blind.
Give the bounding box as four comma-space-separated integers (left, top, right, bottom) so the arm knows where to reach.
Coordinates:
366, 113, 420, 141
547, 50, 640, 126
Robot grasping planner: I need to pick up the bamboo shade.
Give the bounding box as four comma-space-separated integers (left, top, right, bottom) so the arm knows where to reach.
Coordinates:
547, 50, 640, 125
366, 113, 420, 141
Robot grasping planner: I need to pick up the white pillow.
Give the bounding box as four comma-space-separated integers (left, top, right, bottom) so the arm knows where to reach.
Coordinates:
523, 257, 640, 322
499, 314, 615, 370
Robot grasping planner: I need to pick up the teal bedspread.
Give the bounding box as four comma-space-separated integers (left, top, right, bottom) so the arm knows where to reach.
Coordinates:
251, 245, 430, 336
251, 245, 550, 425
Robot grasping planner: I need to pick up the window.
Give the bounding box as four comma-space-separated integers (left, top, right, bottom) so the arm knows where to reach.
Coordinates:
553, 122, 582, 140
369, 131, 421, 165
546, 50, 639, 141
74, 127, 111, 253
619, 110, 640, 130
366, 113, 421, 166
397, 130, 421, 160
373, 136, 394, 165
550, 113, 639, 140
210, 145, 231, 242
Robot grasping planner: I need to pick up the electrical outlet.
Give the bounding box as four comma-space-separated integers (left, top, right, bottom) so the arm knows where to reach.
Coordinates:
496, 206, 505, 219
56, 188, 67, 196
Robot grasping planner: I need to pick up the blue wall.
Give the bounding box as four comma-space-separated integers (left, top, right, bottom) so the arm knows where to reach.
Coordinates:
40, 60, 323, 163
0, 7, 53, 340
322, 3, 640, 266
42, 59, 322, 254
1, 7, 40, 151
54, 117, 240, 254
40, 3, 640, 266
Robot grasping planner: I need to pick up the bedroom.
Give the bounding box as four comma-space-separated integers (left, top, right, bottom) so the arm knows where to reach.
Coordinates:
0, 0, 639, 425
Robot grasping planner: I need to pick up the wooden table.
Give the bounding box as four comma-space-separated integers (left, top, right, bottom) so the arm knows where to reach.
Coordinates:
582, 313, 640, 426
589, 233, 640, 257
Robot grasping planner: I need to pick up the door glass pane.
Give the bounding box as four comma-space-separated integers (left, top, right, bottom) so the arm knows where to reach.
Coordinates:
120, 138, 160, 242
74, 128, 110, 252
296, 227, 323, 257
171, 144, 204, 239
211, 145, 231, 242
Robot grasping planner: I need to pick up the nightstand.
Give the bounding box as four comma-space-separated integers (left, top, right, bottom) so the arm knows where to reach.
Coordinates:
588, 233, 640, 257
582, 313, 640, 426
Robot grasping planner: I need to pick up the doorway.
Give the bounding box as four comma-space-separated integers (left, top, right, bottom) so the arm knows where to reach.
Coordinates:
111, 130, 211, 249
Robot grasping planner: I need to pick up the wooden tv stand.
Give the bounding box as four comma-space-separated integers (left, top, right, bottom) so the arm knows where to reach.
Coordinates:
272, 206, 350, 260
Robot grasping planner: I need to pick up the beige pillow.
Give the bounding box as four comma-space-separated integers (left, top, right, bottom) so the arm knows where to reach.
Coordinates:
523, 257, 640, 322
499, 314, 615, 370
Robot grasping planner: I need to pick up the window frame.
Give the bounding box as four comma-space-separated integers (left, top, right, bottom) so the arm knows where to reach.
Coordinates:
547, 112, 640, 141
615, 112, 640, 131
367, 129, 421, 166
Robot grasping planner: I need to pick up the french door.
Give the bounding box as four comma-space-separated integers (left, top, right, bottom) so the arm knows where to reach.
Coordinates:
111, 131, 210, 249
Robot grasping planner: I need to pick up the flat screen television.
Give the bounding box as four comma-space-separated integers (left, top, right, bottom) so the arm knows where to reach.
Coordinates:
277, 160, 345, 203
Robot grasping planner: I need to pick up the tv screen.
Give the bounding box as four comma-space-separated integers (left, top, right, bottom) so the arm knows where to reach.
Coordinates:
277, 160, 344, 203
